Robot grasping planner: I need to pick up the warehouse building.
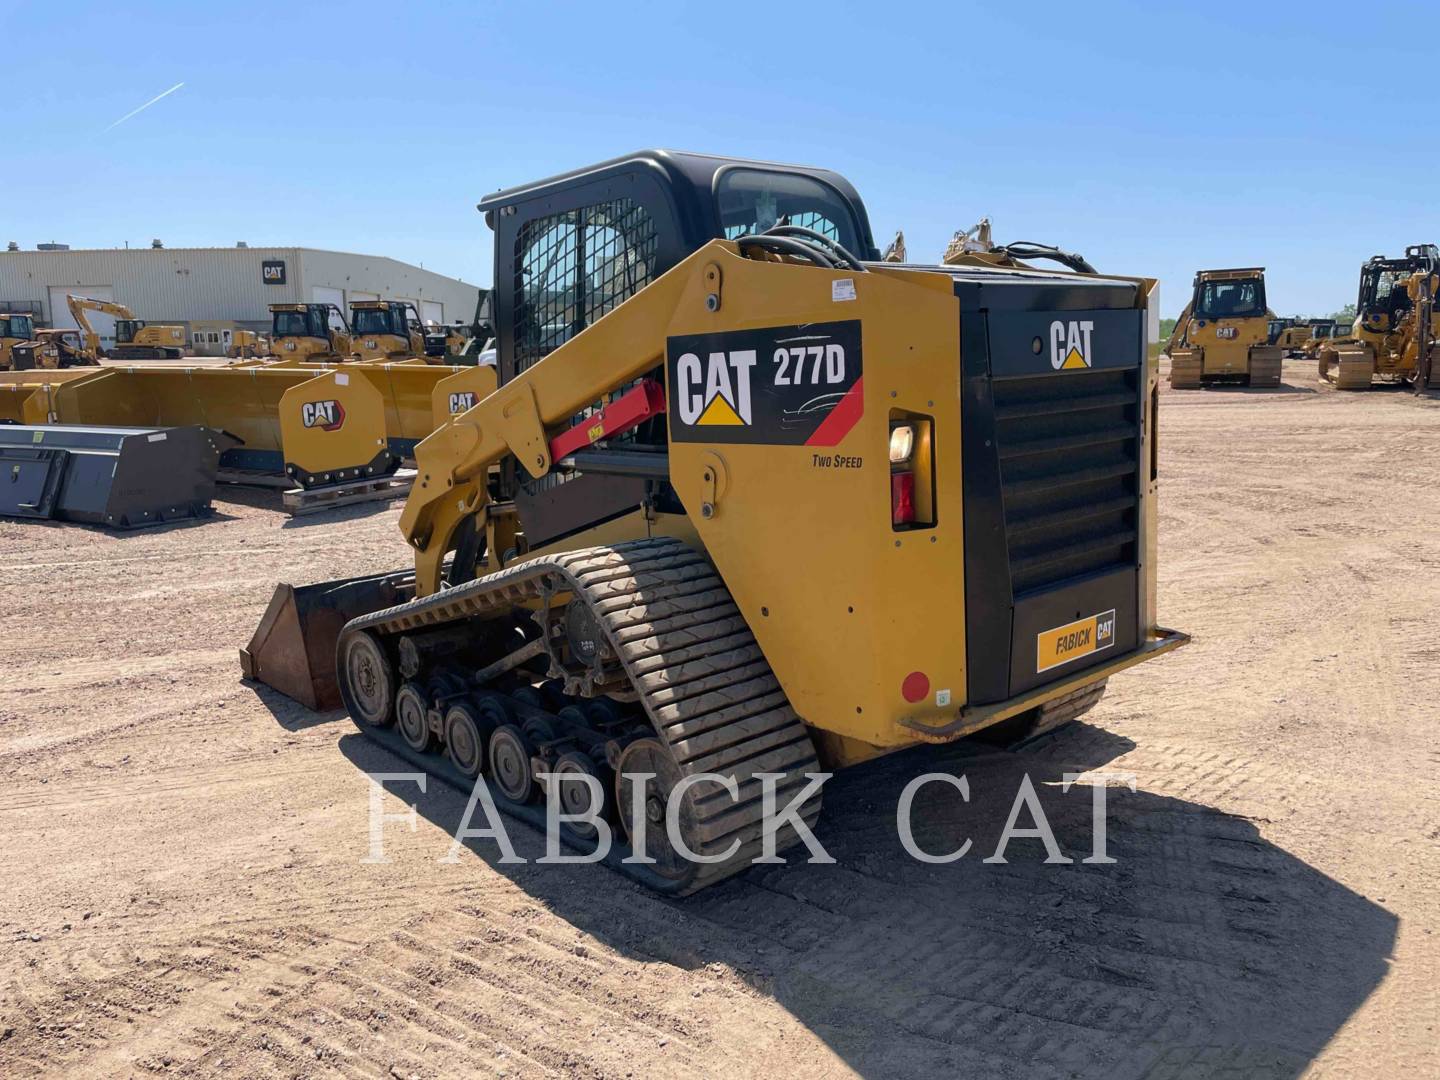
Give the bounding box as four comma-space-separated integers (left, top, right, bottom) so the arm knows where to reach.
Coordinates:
0, 243, 481, 354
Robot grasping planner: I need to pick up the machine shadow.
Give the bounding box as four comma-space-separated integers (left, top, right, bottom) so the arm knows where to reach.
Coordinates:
334, 722, 1395, 1080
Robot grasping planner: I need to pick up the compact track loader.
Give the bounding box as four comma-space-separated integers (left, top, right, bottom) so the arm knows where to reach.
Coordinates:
243, 151, 1187, 894
1167, 269, 1283, 388
1319, 245, 1438, 391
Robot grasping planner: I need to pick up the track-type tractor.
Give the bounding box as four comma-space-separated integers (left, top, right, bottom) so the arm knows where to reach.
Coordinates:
350, 300, 426, 361
1319, 245, 1438, 391
1167, 268, 1283, 388
243, 151, 1188, 894
269, 303, 354, 361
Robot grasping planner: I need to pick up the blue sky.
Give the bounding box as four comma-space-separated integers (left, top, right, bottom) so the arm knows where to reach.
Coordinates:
3, 0, 1435, 317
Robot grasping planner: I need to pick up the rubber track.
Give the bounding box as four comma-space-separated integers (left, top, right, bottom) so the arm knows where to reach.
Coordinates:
340, 537, 822, 894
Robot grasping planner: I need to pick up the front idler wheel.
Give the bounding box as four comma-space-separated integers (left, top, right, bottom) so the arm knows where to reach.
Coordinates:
342, 632, 394, 727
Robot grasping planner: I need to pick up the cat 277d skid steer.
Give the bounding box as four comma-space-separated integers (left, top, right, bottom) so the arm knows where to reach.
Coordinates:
243, 151, 1188, 894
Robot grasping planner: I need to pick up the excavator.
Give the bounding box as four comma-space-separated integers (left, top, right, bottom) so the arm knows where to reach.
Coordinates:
1319, 245, 1438, 391
242, 150, 1187, 895
1166, 268, 1283, 388
349, 300, 426, 360
0, 312, 37, 370
267, 303, 353, 361
67, 294, 187, 360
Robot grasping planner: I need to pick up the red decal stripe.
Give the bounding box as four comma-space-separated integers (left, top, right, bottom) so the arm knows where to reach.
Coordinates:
804, 376, 865, 447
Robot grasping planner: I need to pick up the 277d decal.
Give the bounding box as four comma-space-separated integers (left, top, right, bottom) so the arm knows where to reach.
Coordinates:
666, 320, 863, 446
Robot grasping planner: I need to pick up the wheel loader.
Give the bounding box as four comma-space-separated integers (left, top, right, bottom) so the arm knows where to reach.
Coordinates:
349, 300, 426, 361
1167, 268, 1283, 388
1319, 245, 1438, 391
242, 150, 1188, 895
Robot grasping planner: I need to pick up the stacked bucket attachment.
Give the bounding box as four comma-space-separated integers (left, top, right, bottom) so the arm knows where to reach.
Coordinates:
0, 424, 237, 528
0, 363, 498, 502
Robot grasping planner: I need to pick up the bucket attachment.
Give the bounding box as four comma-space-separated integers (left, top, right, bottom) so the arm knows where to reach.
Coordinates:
0, 424, 239, 528
240, 570, 415, 710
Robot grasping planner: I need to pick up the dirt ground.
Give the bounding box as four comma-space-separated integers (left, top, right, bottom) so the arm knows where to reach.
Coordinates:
1, 358, 1437, 1079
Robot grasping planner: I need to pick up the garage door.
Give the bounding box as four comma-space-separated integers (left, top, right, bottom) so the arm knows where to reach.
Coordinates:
48, 285, 117, 348
421, 300, 444, 326
310, 286, 347, 329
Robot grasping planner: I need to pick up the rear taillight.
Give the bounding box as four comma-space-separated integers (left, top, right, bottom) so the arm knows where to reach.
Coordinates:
891, 471, 916, 525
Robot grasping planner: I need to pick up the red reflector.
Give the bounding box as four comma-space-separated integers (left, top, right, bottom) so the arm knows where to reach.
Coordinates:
891, 471, 916, 526
902, 671, 930, 704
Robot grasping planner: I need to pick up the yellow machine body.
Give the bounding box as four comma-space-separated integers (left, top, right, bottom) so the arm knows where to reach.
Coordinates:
0, 313, 37, 370
401, 243, 1182, 753
1167, 268, 1282, 387
349, 300, 425, 361
269, 303, 353, 362
242, 151, 1187, 894
1321, 246, 1439, 390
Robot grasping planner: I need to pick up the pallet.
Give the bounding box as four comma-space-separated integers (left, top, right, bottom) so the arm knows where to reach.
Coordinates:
216, 468, 293, 489
282, 469, 415, 516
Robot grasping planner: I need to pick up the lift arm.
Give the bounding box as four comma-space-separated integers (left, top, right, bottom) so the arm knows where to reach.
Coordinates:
399, 242, 709, 596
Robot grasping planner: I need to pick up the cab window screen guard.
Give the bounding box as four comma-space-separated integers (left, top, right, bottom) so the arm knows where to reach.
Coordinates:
513, 197, 659, 374
716, 168, 862, 254
1196, 279, 1265, 319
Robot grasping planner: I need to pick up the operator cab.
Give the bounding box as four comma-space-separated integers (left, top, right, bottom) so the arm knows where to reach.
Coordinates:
271, 303, 345, 340
1, 314, 35, 339
114, 319, 146, 344
475, 149, 878, 549
1357, 244, 1439, 332
350, 301, 417, 338
479, 149, 878, 387
1193, 272, 1266, 321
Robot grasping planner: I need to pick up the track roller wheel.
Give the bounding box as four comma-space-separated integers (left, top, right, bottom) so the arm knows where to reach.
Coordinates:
395, 682, 434, 752
522, 715, 557, 743
443, 700, 489, 779
551, 750, 609, 839
489, 724, 537, 803
341, 632, 394, 727
616, 737, 703, 888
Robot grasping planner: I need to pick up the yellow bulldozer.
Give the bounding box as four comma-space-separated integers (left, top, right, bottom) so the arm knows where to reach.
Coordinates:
1167, 268, 1283, 388
1319, 245, 1438, 391
242, 150, 1188, 895
67, 294, 187, 360
349, 300, 426, 361
0, 312, 38, 370
268, 302, 354, 361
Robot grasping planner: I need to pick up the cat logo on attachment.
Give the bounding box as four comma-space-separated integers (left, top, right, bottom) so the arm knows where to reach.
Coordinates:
1049, 319, 1095, 370
300, 399, 345, 431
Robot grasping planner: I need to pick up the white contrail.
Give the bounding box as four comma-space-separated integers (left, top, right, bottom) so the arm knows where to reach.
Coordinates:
105, 82, 185, 131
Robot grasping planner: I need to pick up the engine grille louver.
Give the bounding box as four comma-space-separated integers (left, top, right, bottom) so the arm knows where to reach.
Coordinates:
992, 368, 1141, 595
